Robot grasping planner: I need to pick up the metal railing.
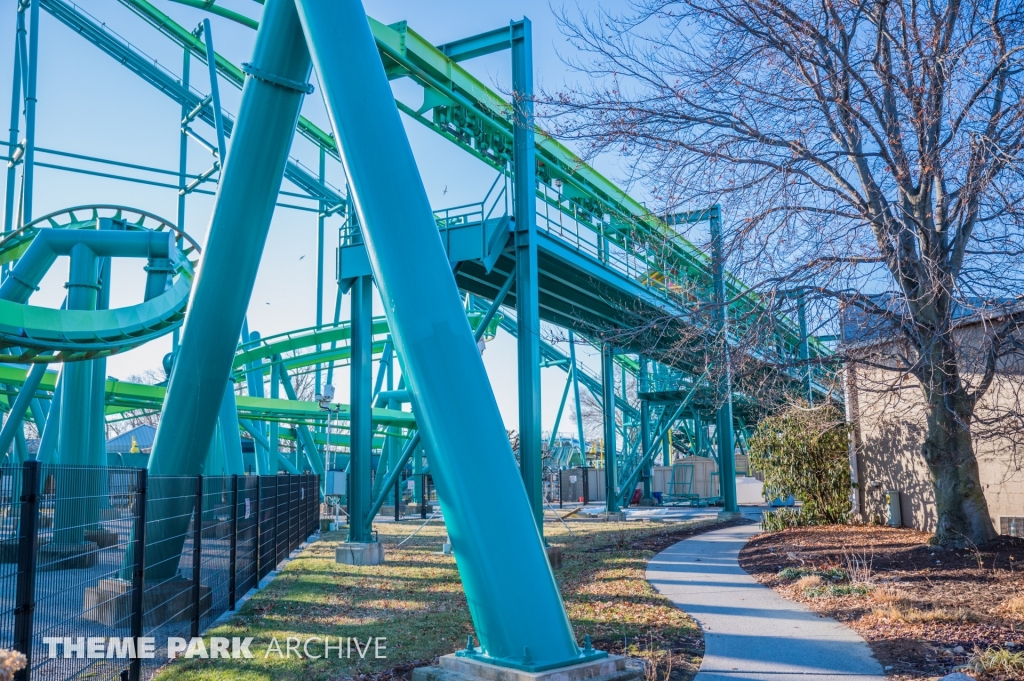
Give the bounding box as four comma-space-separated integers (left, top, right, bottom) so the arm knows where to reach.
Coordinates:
0, 462, 319, 681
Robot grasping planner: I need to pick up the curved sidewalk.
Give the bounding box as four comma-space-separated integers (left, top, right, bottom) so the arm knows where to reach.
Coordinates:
647, 523, 885, 680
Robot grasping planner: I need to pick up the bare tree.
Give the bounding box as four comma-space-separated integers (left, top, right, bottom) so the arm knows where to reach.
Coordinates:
106, 368, 167, 438
544, 0, 1024, 545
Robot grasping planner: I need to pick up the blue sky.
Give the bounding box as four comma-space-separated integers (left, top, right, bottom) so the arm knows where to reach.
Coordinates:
0, 0, 642, 434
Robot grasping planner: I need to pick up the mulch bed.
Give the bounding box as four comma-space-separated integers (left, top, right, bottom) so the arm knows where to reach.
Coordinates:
738, 525, 1024, 679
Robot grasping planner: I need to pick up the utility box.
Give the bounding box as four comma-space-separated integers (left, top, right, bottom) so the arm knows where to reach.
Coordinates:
886, 489, 902, 527
326, 470, 347, 496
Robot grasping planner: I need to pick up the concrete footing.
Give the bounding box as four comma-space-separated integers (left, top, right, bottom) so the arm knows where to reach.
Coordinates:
406, 504, 434, 515
38, 541, 99, 570
321, 518, 345, 532
597, 512, 627, 522
545, 546, 563, 570
379, 505, 407, 517
336, 541, 385, 566
0, 537, 49, 563
84, 528, 119, 549
413, 653, 641, 681
83, 578, 212, 627
637, 498, 657, 507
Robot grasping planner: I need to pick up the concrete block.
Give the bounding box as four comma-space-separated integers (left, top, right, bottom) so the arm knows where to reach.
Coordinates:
379, 504, 408, 517
336, 541, 384, 566
545, 546, 563, 570
84, 527, 119, 549
637, 498, 657, 507
38, 541, 99, 570
321, 518, 345, 532
597, 512, 627, 522
406, 504, 434, 515
413, 653, 641, 681
83, 578, 212, 627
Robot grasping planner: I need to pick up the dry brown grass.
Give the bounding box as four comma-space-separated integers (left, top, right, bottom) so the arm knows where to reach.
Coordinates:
872, 604, 979, 624
794, 575, 823, 591
993, 595, 1024, 620
870, 587, 912, 607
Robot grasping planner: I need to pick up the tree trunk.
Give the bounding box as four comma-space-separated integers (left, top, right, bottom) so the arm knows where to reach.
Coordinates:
921, 392, 996, 547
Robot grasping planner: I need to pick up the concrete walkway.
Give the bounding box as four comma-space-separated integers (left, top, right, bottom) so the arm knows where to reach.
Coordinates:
647, 523, 885, 681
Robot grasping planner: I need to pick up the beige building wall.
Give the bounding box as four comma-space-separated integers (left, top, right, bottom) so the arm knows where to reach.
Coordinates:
847, 351, 1024, 534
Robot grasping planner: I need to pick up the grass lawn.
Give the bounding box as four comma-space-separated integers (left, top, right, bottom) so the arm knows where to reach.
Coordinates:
154, 513, 729, 681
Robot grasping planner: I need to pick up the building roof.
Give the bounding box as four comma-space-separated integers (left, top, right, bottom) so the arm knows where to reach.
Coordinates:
106, 424, 156, 453
841, 294, 1024, 347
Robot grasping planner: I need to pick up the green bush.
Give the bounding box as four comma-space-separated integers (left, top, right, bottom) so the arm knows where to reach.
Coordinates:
748, 403, 853, 526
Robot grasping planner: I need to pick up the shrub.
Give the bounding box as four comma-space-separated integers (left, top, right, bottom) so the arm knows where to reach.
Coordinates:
0, 649, 25, 681
968, 647, 1024, 677
747, 403, 853, 526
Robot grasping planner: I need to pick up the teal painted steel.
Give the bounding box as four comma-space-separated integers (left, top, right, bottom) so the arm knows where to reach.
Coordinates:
569, 331, 586, 457
218, 381, 245, 475
52, 242, 97, 545
35, 367, 60, 464
510, 19, 543, 535
639, 359, 652, 500
2, 8, 23, 279
268, 361, 281, 473
277, 361, 325, 480
294, 0, 593, 669
602, 344, 619, 513
710, 208, 738, 514
142, 0, 311, 580
348, 274, 373, 543
22, 0, 40, 223
0, 363, 46, 457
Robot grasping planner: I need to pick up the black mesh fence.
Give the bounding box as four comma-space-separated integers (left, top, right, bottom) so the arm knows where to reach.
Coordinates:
0, 462, 318, 681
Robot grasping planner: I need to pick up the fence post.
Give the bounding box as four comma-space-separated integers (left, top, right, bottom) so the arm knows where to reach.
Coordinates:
254, 476, 262, 582
228, 474, 239, 610
191, 475, 203, 639
13, 460, 41, 681
129, 469, 148, 681
288, 477, 294, 552
301, 474, 307, 540
273, 475, 280, 567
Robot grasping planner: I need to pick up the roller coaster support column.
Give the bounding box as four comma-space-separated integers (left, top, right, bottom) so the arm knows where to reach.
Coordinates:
602, 344, 619, 513
0, 364, 46, 458
710, 206, 739, 516
510, 19, 543, 535
296, 0, 596, 668
52, 243, 97, 546
348, 274, 373, 543
639, 359, 653, 503
173, 47, 189, 352
569, 331, 586, 456
268, 362, 280, 473
2, 9, 24, 275
143, 0, 311, 580
21, 0, 40, 223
